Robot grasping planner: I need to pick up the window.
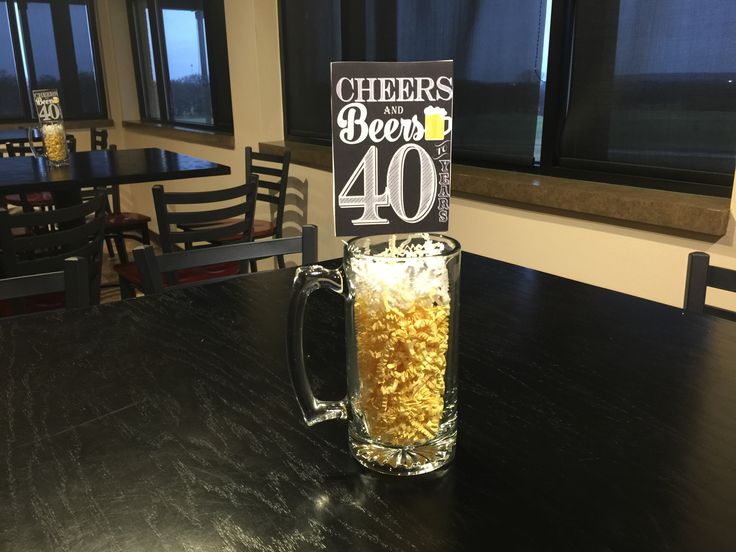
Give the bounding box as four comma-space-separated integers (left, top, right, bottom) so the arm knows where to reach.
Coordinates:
281, 0, 548, 166
279, 0, 736, 197
0, 0, 107, 122
128, 0, 233, 133
551, 0, 736, 195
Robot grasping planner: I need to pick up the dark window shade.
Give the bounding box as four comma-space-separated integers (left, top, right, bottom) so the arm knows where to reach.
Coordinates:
130, 0, 160, 119
393, 1, 547, 165
561, 0, 736, 184
24, 1, 61, 90
281, 0, 548, 165
0, 1, 24, 119
20, 0, 106, 119
69, 2, 103, 116
200, 0, 231, 131
0, 0, 108, 121
280, 0, 340, 141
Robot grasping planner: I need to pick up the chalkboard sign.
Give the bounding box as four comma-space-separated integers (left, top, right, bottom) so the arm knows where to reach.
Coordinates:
32, 89, 64, 123
331, 61, 454, 237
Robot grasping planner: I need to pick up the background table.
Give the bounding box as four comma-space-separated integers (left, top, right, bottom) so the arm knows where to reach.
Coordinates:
1, 254, 734, 551
0, 147, 230, 195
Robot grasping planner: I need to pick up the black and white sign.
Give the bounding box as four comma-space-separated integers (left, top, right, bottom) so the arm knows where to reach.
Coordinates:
331, 61, 453, 236
32, 89, 64, 123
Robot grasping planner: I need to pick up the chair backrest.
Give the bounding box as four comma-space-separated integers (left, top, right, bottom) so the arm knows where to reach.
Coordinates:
133, 225, 318, 295
152, 176, 258, 254
91, 128, 108, 150
684, 252, 736, 321
246, 147, 291, 238
0, 192, 107, 304
4, 139, 40, 157
81, 145, 119, 213
0, 257, 89, 308
5, 134, 77, 156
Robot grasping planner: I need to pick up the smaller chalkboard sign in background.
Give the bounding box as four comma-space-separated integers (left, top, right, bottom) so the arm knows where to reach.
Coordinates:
32, 89, 64, 123
331, 61, 454, 237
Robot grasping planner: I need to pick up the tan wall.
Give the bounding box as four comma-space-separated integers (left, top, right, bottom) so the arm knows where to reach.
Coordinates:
95, 0, 736, 309
95, 0, 292, 236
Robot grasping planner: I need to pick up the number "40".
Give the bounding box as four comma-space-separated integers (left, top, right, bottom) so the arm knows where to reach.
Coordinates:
338, 144, 437, 225
38, 103, 61, 121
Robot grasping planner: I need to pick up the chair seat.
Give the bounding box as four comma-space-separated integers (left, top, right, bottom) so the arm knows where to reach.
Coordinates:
0, 292, 66, 318
219, 219, 276, 241
114, 261, 241, 288
178, 218, 276, 242
253, 219, 276, 239
106, 212, 151, 228
5, 192, 53, 207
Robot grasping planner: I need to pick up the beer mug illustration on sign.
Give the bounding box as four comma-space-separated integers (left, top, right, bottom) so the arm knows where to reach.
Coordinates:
424, 106, 452, 141
28, 89, 70, 167
288, 233, 461, 476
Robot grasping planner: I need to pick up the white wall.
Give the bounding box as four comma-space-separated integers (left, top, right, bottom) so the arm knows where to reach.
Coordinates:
96, 0, 736, 309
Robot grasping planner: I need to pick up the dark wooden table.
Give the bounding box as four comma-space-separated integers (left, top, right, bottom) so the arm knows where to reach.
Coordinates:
1, 253, 734, 551
0, 147, 230, 195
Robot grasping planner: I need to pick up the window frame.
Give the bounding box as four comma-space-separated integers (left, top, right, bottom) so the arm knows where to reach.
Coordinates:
127, 0, 233, 134
277, 0, 734, 198
0, 0, 108, 124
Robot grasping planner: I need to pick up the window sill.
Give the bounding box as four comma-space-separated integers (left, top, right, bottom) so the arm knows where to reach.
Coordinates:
259, 140, 731, 239
123, 121, 235, 150
0, 119, 113, 131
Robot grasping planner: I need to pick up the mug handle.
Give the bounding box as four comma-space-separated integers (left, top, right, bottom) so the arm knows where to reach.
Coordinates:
27, 127, 43, 159
443, 115, 453, 137
287, 264, 349, 426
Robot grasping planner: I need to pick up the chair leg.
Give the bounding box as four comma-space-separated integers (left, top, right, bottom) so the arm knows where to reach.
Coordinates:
250, 259, 258, 273
118, 277, 136, 300
141, 224, 150, 245
276, 255, 286, 269
114, 235, 129, 264
105, 237, 115, 258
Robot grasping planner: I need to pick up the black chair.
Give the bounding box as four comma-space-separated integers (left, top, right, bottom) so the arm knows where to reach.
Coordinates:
0, 192, 106, 316
133, 225, 317, 295
684, 252, 736, 321
5, 134, 76, 157
4, 138, 42, 157
178, 147, 291, 271
114, 177, 257, 298
247, 146, 291, 267
0, 257, 89, 317
91, 127, 109, 150
87, 128, 152, 262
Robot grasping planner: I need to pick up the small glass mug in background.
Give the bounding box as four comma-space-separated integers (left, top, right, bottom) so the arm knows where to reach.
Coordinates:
288, 233, 461, 475
27, 122, 70, 167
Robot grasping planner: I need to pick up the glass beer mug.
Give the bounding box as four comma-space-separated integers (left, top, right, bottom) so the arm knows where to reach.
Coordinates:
288, 233, 461, 475
27, 121, 70, 167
